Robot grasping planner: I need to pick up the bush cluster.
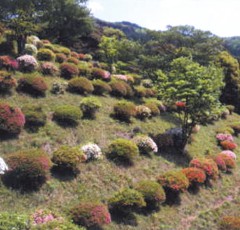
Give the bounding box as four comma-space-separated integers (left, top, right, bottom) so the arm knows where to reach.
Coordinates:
68, 77, 94, 95
81, 143, 102, 161
78, 62, 91, 76
0, 55, 18, 71
113, 101, 136, 122
79, 97, 102, 119
60, 63, 79, 79
24, 44, 38, 56
92, 68, 111, 81
0, 212, 30, 229
145, 102, 160, 116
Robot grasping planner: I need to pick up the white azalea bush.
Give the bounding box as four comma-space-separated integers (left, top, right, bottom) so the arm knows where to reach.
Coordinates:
0, 157, 8, 174
17, 55, 38, 72
132, 135, 158, 155
81, 143, 103, 161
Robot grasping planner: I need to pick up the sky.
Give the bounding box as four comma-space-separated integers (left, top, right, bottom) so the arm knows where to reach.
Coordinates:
87, 0, 240, 37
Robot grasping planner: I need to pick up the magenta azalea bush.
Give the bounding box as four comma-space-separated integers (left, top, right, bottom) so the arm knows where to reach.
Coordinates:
216, 133, 234, 142
17, 55, 38, 72
32, 209, 58, 226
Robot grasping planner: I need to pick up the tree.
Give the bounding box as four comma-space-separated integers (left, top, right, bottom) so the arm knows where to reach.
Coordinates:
158, 57, 224, 151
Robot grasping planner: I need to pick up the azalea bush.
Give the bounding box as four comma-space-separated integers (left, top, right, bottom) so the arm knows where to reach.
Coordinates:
68, 77, 94, 95
53, 105, 82, 126
107, 138, 139, 165
216, 133, 234, 142
182, 167, 206, 185
220, 150, 237, 160
81, 143, 102, 161
93, 79, 112, 95
17, 75, 48, 96
110, 81, 128, 97
3, 149, 52, 191
0, 103, 25, 135
56, 53, 67, 63
0, 55, 18, 71
0, 71, 17, 94
70, 202, 111, 228
214, 153, 236, 172
113, 101, 136, 122
52, 145, 85, 174
157, 170, 189, 192
60, 63, 79, 79
78, 61, 91, 76
67, 57, 79, 65
92, 68, 111, 81
135, 105, 151, 120
17, 54, 38, 72
24, 44, 38, 56
79, 97, 102, 119
189, 158, 219, 180
32, 209, 57, 226
40, 62, 59, 76
132, 135, 158, 154
108, 188, 146, 212
220, 140, 238, 150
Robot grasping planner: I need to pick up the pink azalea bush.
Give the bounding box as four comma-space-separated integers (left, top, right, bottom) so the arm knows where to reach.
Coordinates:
216, 133, 234, 142
32, 209, 58, 225
17, 55, 38, 72
220, 150, 237, 160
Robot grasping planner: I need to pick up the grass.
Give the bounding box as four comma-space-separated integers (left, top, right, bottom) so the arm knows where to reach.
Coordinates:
0, 74, 240, 229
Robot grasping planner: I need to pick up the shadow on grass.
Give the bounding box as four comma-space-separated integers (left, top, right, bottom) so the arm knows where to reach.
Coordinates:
51, 166, 78, 181
136, 203, 160, 216
110, 209, 138, 226
52, 119, 78, 128
163, 188, 182, 206
0, 131, 19, 142
159, 112, 181, 127
187, 184, 201, 195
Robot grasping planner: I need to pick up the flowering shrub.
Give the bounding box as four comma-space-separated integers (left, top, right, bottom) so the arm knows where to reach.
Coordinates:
220, 140, 238, 150
55, 53, 67, 63
40, 62, 59, 76
214, 153, 236, 172
53, 105, 82, 126
0, 103, 25, 135
135, 105, 151, 120
93, 79, 112, 95
113, 101, 136, 122
52, 146, 85, 174
70, 202, 111, 228
220, 150, 237, 159
81, 143, 102, 161
79, 97, 102, 119
0, 71, 17, 93
189, 158, 219, 179
175, 101, 186, 109
107, 139, 139, 165
0, 157, 8, 174
112, 74, 128, 82
17, 54, 38, 72
51, 81, 67, 95
219, 216, 240, 230
92, 68, 111, 81
132, 135, 158, 154
32, 209, 57, 225
182, 167, 206, 185
67, 57, 79, 65
144, 102, 160, 117
68, 77, 94, 95
17, 75, 48, 96
216, 133, 234, 142
134, 180, 166, 207
27, 35, 40, 46
157, 170, 189, 192
24, 44, 38, 56
108, 188, 146, 212
0, 55, 18, 71
3, 149, 52, 191
60, 63, 79, 79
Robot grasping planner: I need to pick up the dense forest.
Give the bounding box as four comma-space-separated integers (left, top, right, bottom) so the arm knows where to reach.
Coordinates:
0, 0, 240, 230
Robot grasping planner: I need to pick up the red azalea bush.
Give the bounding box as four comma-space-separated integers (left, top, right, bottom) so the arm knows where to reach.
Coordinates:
60, 63, 79, 79
3, 149, 52, 191
214, 153, 236, 172
189, 158, 219, 179
91, 68, 111, 81
78, 53, 86, 60
0, 103, 25, 135
220, 140, 238, 150
70, 203, 111, 228
0, 71, 17, 93
182, 167, 206, 185
0, 56, 18, 71
175, 101, 186, 108
157, 170, 189, 192
17, 75, 48, 96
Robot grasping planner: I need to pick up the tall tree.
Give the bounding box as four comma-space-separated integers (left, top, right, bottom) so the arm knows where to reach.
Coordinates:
158, 57, 224, 152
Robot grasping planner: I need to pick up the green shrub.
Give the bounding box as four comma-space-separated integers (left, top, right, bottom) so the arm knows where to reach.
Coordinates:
0, 212, 30, 230
113, 101, 136, 122
108, 188, 146, 212
157, 170, 189, 192
68, 77, 94, 95
78, 62, 92, 77
110, 81, 127, 97
22, 105, 47, 128
219, 216, 240, 230
17, 75, 48, 97
37, 48, 55, 61
24, 44, 38, 56
60, 63, 79, 79
134, 86, 147, 98
145, 102, 160, 116
3, 149, 52, 191
79, 97, 102, 119
107, 138, 139, 165
57, 47, 71, 56
134, 180, 166, 207
226, 105, 235, 114
56, 53, 67, 63
93, 79, 112, 95
70, 202, 111, 228
53, 105, 82, 126
52, 146, 85, 174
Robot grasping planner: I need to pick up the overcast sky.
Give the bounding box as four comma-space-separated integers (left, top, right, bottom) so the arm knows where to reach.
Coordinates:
87, 0, 240, 37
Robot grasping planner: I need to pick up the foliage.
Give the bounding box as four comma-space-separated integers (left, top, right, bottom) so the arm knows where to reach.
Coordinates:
51, 81, 67, 95
79, 97, 102, 119
60, 63, 79, 79
189, 158, 219, 179
219, 216, 240, 230
157, 170, 189, 192
17, 54, 38, 72
81, 143, 102, 161
17, 75, 48, 96
40, 62, 59, 76
37, 48, 56, 62
113, 101, 136, 122
24, 44, 38, 56
108, 188, 146, 212
0, 103, 25, 135
3, 149, 52, 191
109, 80, 133, 97
52, 145, 85, 173
144, 102, 160, 116
134, 180, 166, 206
68, 77, 94, 95
53, 105, 82, 126
77, 62, 91, 76
135, 105, 151, 120
182, 167, 206, 184
107, 138, 139, 165
158, 57, 224, 150
92, 79, 112, 95
70, 202, 111, 228
214, 153, 236, 172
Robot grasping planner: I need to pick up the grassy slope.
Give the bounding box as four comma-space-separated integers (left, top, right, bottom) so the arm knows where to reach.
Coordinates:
0, 75, 240, 230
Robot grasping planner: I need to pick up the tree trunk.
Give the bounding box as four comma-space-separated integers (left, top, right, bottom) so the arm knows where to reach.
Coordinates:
17, 35, 26, 55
